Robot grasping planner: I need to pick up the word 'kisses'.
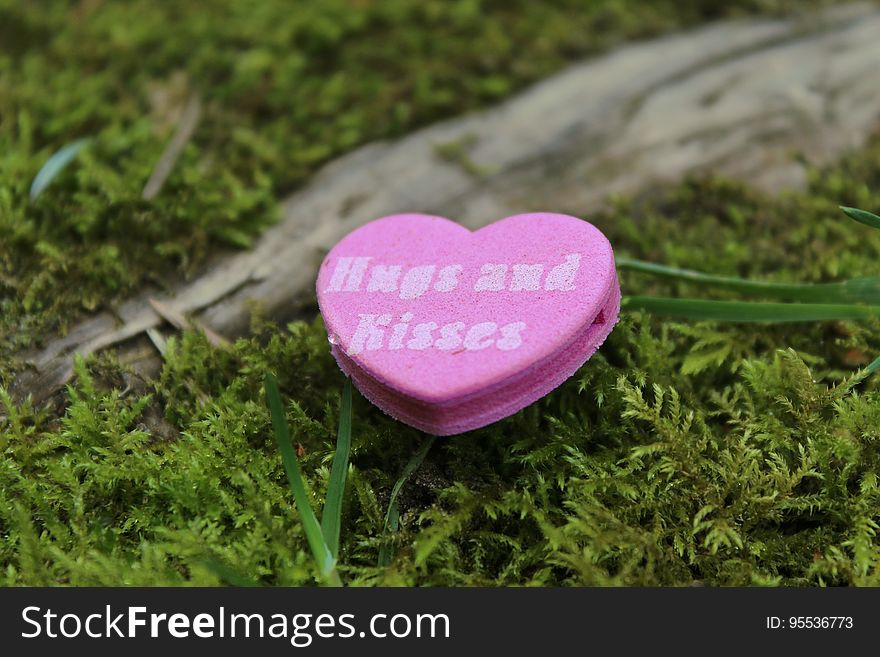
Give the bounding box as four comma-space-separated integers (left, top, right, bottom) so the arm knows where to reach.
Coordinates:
324, 253, 583, 355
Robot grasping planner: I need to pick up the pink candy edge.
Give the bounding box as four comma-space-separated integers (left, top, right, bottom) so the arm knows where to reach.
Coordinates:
330, 267, 621, 436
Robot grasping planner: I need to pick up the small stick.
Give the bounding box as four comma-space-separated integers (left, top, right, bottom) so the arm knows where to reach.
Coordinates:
148, 298, 231, 347
145, 327, 168, 357
142, 95, 202, 201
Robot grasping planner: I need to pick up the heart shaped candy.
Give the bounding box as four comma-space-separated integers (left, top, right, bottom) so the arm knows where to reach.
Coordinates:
316, 213, 619, 435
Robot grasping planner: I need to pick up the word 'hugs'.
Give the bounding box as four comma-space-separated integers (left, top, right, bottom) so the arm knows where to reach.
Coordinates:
325, 253, 581, 299
348, 313, 525, 355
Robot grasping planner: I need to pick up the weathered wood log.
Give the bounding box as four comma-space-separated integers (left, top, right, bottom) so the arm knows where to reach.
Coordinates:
12, 3, 880, 405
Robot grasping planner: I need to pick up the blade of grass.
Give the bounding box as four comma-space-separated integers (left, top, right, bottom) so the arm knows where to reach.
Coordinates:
622, 296, 880, 322
264, 372, 341, 586
321, 378, 352, 560
833, 352, 880, 395
29, 138, 91, 202
841, 205, 880, 230
616, 257, 880, 304
378, 435, 436, 568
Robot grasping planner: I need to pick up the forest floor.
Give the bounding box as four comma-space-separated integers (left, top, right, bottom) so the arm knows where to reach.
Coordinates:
3, 0, 880, 586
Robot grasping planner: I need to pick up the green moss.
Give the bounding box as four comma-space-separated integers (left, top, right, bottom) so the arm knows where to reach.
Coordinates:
0, 0, 829, 361
3, 0, 876, 587
3, 134, 880, 586
433, 134, 496, 178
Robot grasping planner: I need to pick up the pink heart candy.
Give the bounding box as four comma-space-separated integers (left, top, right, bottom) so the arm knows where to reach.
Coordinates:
316, 213, 620, 435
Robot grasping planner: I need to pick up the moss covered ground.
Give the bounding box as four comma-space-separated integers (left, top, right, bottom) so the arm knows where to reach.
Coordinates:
4, 1, 880, 586
0, 0, 827, 360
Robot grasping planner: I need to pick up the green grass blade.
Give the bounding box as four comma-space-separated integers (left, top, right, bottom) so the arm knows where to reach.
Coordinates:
321, 378, 353, 560
841, 205, 880, 230
29, 138, 90, 202
264, 372, 340, 586
616, 257, 880, 304
622, 296, 880, 322
378, 435, 436, 567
